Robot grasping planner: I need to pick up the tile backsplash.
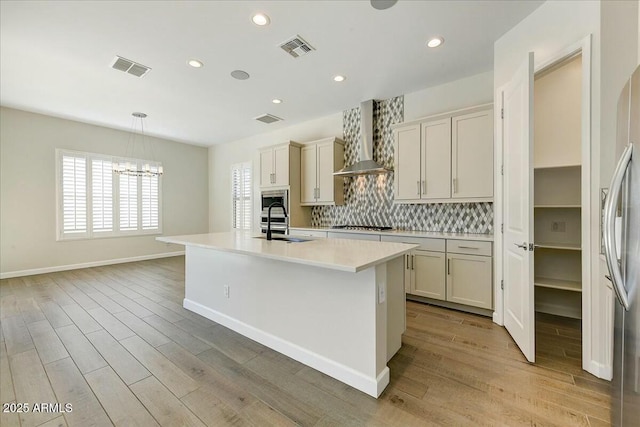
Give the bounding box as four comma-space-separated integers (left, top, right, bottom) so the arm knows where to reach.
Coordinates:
310, 96, 493, 234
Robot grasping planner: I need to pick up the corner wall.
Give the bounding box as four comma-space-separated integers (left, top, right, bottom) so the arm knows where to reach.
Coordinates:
0, 107, 209, 276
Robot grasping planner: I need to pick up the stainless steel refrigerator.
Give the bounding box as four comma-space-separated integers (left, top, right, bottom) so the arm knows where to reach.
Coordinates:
605, 64, 640, 426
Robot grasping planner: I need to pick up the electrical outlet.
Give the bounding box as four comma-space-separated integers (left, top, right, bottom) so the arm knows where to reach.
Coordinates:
224, 285, 230, 298
551, 221, 566, 232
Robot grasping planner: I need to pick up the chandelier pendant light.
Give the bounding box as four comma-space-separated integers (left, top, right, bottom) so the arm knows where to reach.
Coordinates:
112, 112, 164, 177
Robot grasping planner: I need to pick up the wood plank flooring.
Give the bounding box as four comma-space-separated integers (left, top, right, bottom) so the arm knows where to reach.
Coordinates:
0, 257, 611, 426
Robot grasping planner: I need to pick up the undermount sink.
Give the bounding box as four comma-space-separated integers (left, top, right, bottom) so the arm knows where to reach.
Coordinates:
254, 235, 312, 243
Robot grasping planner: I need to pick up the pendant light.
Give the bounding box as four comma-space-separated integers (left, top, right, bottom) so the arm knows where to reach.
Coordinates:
112, 112, 164, 177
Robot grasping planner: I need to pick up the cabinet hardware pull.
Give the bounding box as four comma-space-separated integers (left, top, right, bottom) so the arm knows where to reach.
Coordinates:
447, 259, 450, 275
452, 178, 457, 193
422, 180, 426, 194
417, 180, 420, 196
406, 254, 409, 269
411, 255, 415, 270
458, 246, 479, 250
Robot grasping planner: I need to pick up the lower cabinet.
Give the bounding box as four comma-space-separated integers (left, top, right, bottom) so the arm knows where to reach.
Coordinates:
412, 250, 446, 300
382, 235, 493, 311
446, 253, 492, 309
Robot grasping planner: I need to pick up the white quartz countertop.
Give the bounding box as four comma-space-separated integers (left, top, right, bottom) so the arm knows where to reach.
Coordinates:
157, 231, 418, 273
291, 227, 494, 242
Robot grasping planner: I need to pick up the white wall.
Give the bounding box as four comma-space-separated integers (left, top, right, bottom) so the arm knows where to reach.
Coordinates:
0, 107, 209, 276
208, 113, 342, 232
404, 71, 493, 120
493, 0, 604, 376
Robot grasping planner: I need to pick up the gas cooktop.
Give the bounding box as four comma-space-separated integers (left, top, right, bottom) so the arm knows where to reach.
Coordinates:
331, 225, 393, 232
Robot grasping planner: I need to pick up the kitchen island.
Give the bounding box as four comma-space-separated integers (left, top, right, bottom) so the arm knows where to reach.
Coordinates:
157, 231, 417, 397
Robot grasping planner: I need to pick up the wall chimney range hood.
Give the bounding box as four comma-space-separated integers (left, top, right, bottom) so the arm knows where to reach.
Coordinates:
333, 100, 392, 177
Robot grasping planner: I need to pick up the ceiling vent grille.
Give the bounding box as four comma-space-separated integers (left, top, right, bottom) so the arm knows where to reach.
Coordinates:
255, 114, 283, 124
110, 56, 151, 78
279, 35, 315, 58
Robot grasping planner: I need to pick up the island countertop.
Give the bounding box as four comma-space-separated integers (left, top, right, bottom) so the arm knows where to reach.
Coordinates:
157, 231, 418, 273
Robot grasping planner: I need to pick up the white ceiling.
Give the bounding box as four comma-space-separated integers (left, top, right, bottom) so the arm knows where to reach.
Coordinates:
0, 0, 542, 147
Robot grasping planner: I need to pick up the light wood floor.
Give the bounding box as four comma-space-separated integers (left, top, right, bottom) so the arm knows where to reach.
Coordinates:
0, 257, 611, 426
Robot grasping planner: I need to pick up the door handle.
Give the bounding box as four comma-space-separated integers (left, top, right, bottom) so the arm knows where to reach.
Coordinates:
514, 242, 527, 250
604, 143, 632, 310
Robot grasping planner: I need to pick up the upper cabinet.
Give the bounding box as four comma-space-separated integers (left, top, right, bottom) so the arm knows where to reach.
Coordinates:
300, 137, 345, 205
259, 142, 301, 188
392, 104, 494, 203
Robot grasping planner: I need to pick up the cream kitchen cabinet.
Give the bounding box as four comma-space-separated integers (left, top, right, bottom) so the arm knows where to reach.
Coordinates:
260, 142, 301, 188
446, 240, 493, 310
381, 235, 446, 299
392, 104, 493, 202
301, 137, 344, 205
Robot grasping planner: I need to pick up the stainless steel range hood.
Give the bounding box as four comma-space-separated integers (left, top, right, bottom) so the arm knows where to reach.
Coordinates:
333, 100, 392, 177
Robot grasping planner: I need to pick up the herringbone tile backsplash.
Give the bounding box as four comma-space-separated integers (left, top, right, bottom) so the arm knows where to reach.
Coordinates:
310, 96, 493, 234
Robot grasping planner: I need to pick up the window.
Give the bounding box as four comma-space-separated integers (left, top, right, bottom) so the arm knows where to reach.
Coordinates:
231, 162, 252, 230
56, 149, 162, 240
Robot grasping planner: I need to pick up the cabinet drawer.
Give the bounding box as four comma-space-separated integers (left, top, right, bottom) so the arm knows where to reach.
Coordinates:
381, 235, 445, 252
290, 229, 327, 238
446, 239, 492, 256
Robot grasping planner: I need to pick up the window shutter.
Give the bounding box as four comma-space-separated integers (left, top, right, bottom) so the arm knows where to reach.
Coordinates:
92, 159, 113, 232
62, 154, 87, 235
142, 166, 160, 230
231, 162, 252, 230
119, 171, 138, 231
242, 164, 252, 229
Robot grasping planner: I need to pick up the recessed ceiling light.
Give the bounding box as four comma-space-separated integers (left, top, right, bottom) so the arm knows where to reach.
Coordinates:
272, 98, 282, 104
333, 75, 346, 82
230, 70, 250, 80
187, 59, 203, 68
427, 37, 444, 48
252, 13, 270, 26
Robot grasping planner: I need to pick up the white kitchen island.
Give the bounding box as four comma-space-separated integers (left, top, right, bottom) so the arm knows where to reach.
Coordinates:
157, 231, 417, 397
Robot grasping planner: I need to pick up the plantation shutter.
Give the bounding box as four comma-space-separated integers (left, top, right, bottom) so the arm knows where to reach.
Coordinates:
141, 166, 160, 230
231, 162, 252, 230
119, 171, 138, 231
61, 154, 87, 235
91, 159, 113, 232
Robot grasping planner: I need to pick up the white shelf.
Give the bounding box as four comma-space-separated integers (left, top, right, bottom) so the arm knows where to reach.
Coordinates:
533, 164, 581, 170
535, 277, 582, 292
534, 205, 581, 208
535, 242, 581, 251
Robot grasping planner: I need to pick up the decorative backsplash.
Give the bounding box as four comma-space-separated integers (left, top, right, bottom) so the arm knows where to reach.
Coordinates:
310, 96, 493, 234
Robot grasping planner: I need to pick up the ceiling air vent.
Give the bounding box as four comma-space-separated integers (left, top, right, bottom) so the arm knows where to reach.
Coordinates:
110, 56, 151, 78
279, 35, 315, 58
255, 114, 283, 124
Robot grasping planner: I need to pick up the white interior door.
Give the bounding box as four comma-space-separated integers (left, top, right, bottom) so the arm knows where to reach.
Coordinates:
502, 52, 535, 362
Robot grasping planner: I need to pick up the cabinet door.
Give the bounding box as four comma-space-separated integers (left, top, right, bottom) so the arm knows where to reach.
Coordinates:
316, 141, 334, 203
446, 253, 492, 309
259, 149, 273, 187
300, 145, 317, 203
394, 125, 422, 200
412, 251, 446, 300
451, 109, 493, 198
273, 145, 289, 186
422, 118, 451, 199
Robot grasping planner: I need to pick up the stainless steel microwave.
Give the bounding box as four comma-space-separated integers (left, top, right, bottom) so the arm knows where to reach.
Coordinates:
260, 190, 289, 234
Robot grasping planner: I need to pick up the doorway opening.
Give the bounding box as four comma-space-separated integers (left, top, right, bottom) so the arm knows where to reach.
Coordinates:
533, 53, 584, 367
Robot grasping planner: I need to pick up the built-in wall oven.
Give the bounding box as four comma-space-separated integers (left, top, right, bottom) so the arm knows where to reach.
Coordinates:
260, 189, 289, 234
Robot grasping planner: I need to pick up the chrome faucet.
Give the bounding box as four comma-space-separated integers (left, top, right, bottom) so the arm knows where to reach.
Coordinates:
266, 202, 288, 241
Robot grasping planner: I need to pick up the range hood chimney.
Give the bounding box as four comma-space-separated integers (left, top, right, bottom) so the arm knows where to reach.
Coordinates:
333, 100, 392, 177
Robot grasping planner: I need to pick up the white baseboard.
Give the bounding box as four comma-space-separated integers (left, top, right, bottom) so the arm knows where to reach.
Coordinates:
586, 359, 613, 381
0, 251, 185, 279
184, 298, 388, 398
